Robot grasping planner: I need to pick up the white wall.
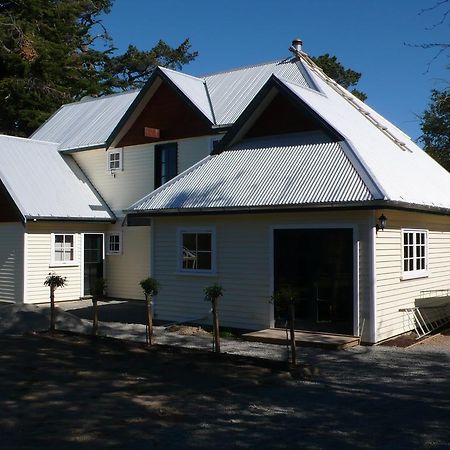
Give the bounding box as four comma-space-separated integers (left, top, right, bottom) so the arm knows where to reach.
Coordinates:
72, 135, 216, 214
376, 210, 450, 342
25, 222, 106, 303
152, 211, 371, 335
0, 222, 24, 303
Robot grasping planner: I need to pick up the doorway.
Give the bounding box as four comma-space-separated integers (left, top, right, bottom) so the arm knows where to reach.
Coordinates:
83, 234, 104, 296
273, 228, 354, 335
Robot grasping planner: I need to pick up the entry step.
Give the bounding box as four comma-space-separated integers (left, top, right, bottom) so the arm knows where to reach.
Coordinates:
242, 328, 360, 350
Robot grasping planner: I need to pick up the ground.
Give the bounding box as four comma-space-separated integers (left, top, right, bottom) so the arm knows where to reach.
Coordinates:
1, 330, 449, 450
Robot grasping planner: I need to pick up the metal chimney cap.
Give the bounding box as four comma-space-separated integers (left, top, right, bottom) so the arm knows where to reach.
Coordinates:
290, 38, 303, 53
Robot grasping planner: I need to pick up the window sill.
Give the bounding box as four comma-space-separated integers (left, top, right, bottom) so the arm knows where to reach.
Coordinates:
176, 271, 218, 277
49, 263, 79, 268
400, 272, 429, 281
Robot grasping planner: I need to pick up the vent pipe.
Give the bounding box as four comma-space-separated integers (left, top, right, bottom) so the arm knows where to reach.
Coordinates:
290, 38, 303, 54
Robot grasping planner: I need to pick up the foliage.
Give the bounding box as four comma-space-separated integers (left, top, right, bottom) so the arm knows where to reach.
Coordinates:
140, 277, 159, 296
91, 277, 106, 299
312, 53, 367, 101
44, 272, 67, 289
421, 89, 450, 170
0, 0, 197, 136
204, 284, 223, 302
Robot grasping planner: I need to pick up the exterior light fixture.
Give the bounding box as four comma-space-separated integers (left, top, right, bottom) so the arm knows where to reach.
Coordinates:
376, 213, 387, 233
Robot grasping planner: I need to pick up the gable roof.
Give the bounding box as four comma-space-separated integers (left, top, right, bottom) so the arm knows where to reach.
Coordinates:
31, 58, 313, 152
0, 135, 114, 221
31, 91, 139, 152
127, 55, 450, 215
128, 131, 375, 213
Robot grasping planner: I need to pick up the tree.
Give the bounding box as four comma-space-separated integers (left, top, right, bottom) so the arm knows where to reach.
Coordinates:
0, 0, 197, 136
312, 53, 367, 101
140, 277, 159, 346
421, 89, 450, 170
204, 284, 223, 354
44, 272, 67, 332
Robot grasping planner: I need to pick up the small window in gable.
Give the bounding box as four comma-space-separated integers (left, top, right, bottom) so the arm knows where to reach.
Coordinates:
107, 232, 122, 255
402, 229, 428, 279
107, 148, 123, 172
210, 135, 224, 153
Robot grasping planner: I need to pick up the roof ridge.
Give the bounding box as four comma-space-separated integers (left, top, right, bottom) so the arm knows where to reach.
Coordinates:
159, 66, 206, 83
59, 89, 140, 108
201, 56, 295, 78
0, 134, 59, 146
296, 51, 413, 153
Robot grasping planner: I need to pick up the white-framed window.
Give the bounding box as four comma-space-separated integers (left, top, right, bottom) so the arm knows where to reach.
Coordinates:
107, 232, 122, 255
402, 229, 428, 279
51, 233, 77, 265
178, 228, 216, 274
106, 148, 123, 172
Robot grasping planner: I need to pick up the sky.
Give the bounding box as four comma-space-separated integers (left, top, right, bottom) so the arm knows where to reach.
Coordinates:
100, 0, 449, 145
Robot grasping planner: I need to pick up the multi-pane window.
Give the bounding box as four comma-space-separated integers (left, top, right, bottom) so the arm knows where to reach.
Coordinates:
108, 233, 121, 255
402, 230, 427, 278
181, 231, 214, 272
155, 143, 177, 188
107, 149, 122, 172
53, 234, 75, 264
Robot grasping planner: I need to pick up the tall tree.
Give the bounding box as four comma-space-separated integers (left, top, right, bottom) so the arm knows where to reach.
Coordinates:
0, 0, 197, 136
421, 89, 450, 170
312, 53, 367, 101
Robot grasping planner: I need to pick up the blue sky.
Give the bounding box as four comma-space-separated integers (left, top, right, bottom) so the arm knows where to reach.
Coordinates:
101, 0, 449, 144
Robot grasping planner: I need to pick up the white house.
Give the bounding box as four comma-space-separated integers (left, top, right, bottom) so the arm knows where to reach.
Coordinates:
1, 40, 449, 344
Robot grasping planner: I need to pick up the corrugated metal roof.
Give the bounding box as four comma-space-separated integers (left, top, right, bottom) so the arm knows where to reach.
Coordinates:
278, 68, 450, 210
0, 135, 114, 220
31, 58, 312, 151
204, 58, 311, 125
129, 132, 373, 212
160, 67, 215, 123
31, 91, 139, 152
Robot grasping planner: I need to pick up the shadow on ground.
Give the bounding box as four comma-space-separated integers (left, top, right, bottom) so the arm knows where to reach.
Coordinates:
0, 333, 449, 449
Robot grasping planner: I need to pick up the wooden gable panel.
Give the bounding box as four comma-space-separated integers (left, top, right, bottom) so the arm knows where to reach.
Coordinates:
119, 81, 213, 147
245, 92, 334, 140
0, 180, 22, 222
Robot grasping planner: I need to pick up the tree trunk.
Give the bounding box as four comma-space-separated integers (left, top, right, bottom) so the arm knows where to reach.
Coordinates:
50, 286, 56, 333
289, 302, 296, 366
212, 297, 220, 353
145, 294, 154, 346
92, 297, 98, 336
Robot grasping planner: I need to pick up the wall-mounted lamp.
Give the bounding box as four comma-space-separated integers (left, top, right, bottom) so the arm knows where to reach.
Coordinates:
376, 213, 387, 233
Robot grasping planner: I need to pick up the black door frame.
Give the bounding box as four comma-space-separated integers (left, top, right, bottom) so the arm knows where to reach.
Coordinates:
270, 224, 359, 336
81, 233, 105, 297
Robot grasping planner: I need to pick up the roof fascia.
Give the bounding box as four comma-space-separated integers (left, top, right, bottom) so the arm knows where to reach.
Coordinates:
125, 200, 450, 219
212, 74, 343, 155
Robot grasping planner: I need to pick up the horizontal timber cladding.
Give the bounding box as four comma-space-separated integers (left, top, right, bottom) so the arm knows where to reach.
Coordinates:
152, 210, 372, 336
105, 223, 150, 300
25, 222, 106, 304
0, 222, 24, 303
72, 135, 215, 214
375, 210, 450, 342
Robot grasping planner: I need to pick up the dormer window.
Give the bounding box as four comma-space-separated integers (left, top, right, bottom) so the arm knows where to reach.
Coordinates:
107, 148, 123, 172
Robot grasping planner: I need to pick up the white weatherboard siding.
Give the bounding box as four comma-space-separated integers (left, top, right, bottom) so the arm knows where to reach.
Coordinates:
106, 223, 150, 300
376, 211, 450, 342
72, 136, 214, 214
153, 211, 371, 338
25, 222, 105, 303
0, 223, 24, 303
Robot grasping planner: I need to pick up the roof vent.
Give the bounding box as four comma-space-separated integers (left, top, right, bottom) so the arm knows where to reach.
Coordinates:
290, 38, 303, 54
